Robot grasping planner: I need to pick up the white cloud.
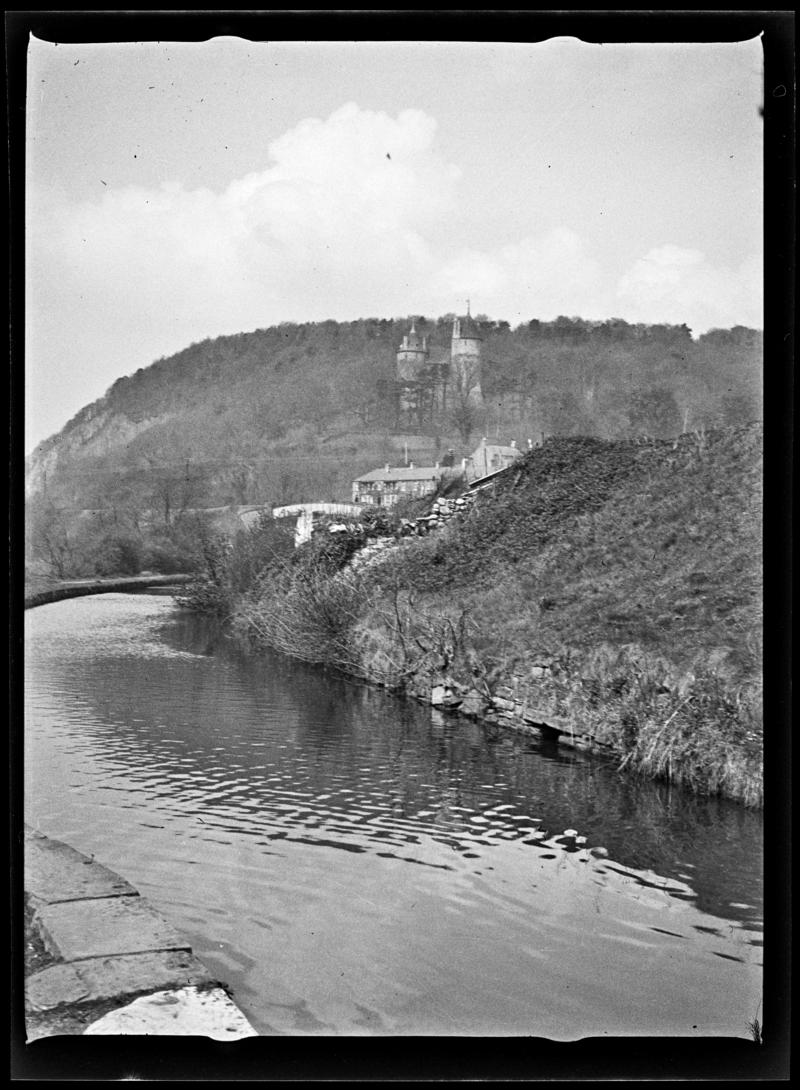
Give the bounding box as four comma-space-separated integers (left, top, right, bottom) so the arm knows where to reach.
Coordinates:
616, 245, 763, 332
26, 103, 463, 445
432, 228, 607, 321
29, 103, 460, 331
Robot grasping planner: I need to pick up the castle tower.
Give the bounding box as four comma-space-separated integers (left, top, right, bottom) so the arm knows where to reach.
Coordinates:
396, 319, 432, 424
451, 301, 483, 404
396, 319, 429, 384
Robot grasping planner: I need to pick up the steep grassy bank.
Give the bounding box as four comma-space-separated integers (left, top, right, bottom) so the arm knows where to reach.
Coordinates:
196, 425, 763, 805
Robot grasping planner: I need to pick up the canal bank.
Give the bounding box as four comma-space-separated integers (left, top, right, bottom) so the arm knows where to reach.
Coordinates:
23, 826, 258, 1039
24, 573, 193, 610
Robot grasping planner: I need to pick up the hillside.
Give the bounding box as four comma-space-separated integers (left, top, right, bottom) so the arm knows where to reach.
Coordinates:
376, 425, 762, 677
27, 316, 761, 510
24, 313, 762, 585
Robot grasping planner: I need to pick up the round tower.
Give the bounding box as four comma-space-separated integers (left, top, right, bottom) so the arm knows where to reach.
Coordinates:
396, 319, 429, 383
451, 301, 483, 403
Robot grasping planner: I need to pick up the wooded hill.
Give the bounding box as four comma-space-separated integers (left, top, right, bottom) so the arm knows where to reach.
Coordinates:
26, 314, 761, 529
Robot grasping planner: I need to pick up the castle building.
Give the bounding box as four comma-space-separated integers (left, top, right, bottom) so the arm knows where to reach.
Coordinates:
450, 302, 483, 405
395, 320, 429, 384
395, 305, 483, 420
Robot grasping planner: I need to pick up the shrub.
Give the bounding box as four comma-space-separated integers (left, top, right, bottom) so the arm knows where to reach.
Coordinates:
227, 512, 294, 594
142, 539, 191, 574
86, 533, 144, 576
234, 558, 374, 675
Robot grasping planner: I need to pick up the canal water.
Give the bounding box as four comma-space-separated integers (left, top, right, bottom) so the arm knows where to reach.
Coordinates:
24, 593, 762, 1038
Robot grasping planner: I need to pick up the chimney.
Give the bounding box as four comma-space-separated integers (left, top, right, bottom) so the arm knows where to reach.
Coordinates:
409, 461, 415, 470
462, 457, 467, 469
527, 438, 533, 450
385, 463, 390, 472
482, 436, 487, 447
510, 439, 517, 449
435, 461, 440, 470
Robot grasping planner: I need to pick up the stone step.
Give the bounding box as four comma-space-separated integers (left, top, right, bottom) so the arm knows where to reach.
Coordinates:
25, 828, 136, 904
35, 895, 192, 962
26, 950, 214, 1012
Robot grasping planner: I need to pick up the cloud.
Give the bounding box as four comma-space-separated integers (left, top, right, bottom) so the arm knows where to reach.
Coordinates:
615, 245, 763, 332
30, 103, 460, 332
431, 228, 607, 321
26, 103, 463, 444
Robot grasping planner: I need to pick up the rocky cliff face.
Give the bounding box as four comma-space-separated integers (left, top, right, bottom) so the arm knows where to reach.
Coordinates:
25, 400, 175, 497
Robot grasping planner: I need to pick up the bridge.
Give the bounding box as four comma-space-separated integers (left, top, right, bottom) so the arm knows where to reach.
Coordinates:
271, 502, 365, 546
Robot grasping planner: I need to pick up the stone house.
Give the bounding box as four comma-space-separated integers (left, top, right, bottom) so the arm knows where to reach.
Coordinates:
463, 438, 522, 483
352, 463, 458, 509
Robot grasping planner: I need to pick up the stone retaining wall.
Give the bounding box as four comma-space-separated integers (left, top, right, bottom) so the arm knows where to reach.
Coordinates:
403, 669, 619, 758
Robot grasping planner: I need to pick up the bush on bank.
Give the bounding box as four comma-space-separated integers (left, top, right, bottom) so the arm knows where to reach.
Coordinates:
176, 511, 295, 615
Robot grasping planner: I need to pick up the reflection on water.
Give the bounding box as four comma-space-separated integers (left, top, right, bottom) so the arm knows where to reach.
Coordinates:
24, 594, 762, 1038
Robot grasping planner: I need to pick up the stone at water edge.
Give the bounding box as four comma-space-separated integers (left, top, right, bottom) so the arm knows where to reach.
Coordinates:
430, 685, 447, 706
82, 985, 258, 1038
459, 691, 489, 717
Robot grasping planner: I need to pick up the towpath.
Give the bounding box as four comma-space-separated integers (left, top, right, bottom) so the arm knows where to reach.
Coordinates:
24, 573, 194, 610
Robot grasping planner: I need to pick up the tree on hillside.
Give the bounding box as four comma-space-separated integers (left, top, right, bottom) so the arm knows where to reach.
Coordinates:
336, 356, 393, 429
226, 462, 254, 506
627, 387, 682, 438
538, 388, 596, 437
451, 391, 480, 444
26, 497, 75, 578
719, 392, 759, 427
148, 459, 208, 528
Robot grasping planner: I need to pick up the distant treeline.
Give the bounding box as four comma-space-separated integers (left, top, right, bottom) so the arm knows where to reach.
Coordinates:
26, 314, 761, 549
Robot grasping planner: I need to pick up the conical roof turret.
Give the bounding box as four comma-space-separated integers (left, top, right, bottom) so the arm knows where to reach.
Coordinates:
400, 318, 426, 352
453, 301, 482, 341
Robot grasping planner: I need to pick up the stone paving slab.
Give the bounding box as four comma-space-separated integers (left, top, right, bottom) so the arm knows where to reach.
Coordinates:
82, 985, 259, 1039
25, 828, 137, 904
24, 826, 258, 1038
25, 964, 89, 1012
27, 950, 214, 1012
35, 895, 192, 962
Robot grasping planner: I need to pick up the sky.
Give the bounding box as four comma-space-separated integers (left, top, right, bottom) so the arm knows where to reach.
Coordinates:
25, 35, 763, 450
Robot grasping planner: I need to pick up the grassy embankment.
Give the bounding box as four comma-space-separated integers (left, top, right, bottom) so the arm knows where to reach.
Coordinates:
191, 425, 763, 806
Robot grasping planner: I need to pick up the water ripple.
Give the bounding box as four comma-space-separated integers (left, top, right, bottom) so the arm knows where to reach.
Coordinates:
24, 594, 764, 1038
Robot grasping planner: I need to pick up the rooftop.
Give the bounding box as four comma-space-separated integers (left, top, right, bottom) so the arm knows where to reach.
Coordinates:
455, 312, 482, 340
355, 465, 454, 484
467, 441, 521, 460
398, 319, 429, 353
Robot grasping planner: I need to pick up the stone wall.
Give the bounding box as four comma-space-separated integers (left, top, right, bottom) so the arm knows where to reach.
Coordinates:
403, 666, 619, 759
